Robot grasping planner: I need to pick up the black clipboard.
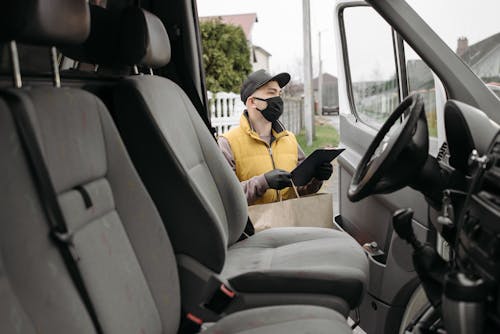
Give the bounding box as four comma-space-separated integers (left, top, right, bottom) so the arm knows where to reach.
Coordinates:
291, 148, 345, 186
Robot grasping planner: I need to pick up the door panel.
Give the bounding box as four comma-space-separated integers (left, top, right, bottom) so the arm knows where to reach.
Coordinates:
338, 106, 430, 314
338, 113, 428, 254
334, 2, 435, 332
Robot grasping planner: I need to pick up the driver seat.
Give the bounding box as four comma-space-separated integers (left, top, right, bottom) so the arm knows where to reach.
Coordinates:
73, 5, 369, 316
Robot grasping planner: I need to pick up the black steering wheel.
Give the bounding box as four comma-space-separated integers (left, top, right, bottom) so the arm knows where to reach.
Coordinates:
348, 94, 429, 202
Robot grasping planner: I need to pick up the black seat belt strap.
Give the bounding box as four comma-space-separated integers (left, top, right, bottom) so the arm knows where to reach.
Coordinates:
3, 92, 103, 334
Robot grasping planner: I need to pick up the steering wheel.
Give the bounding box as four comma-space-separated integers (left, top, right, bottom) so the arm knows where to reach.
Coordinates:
348, 94, 429, 202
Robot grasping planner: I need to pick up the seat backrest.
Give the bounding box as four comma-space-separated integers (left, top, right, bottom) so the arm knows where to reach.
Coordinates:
76, 6, 249, 273
0, 1, 181, 333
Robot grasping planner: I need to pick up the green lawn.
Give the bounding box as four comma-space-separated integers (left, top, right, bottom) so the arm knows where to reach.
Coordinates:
427, 110, 438, 137
296, 124, 340, 156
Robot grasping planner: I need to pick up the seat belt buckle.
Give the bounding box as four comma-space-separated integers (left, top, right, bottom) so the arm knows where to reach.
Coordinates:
179, 312, 203, 333
202, 277, 236, 314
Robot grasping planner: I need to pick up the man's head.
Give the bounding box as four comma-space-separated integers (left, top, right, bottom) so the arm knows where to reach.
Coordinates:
240, 70, 290, 123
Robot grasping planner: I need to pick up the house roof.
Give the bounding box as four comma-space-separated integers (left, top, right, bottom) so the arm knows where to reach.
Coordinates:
199, 13, 258, 41
460, 32, 500, 66
253, 45, 271, 57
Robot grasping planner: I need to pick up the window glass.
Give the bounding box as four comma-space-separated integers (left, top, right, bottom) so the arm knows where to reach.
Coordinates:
407, 0, 500, 95
342, 6, 399, 128
405, 42, 437, 137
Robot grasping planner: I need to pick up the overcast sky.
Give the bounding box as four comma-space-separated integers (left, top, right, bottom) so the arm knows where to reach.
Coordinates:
196, 0, 335, 80
196, 0, 500, 80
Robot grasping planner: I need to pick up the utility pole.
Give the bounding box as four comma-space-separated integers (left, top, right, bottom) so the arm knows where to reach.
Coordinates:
318, 31, 323, 116
302, 0, 314, 146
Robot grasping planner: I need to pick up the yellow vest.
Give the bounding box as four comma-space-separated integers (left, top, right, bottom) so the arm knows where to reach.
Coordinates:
222, 114, 298, 204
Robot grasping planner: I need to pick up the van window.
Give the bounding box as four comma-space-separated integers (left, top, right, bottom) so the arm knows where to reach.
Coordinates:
342, 6, 399, 129
408, 0, 500, 95
405, 42, 437, 137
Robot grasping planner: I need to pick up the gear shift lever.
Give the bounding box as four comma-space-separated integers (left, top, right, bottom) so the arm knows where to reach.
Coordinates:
392, 208, 447, 307
392, 208, 422, 249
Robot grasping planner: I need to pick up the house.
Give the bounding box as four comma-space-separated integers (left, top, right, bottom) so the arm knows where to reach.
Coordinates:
199, 13, 272, 72
252, 45, 271, 72
456, 33, 500, 83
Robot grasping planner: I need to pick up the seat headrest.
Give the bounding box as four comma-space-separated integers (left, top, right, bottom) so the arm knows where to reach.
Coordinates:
62, 6, 171, 69
0, 0, 90, 46
119, 7, 171, 69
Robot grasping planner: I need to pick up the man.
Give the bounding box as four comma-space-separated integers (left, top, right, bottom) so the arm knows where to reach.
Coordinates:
218, 69, 333, 205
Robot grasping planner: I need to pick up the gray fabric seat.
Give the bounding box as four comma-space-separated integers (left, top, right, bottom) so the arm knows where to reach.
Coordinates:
0, 1, 354, 333
0, 88, 352, 334
203, 305, 351, 334
99, 6, 368, 313
224, 228, 367, 304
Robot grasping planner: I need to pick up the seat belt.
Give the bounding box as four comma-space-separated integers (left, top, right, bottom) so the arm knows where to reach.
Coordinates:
2, 92, 103, 334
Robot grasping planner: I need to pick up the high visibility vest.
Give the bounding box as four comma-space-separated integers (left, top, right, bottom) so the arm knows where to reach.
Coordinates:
222, 114, 298, 204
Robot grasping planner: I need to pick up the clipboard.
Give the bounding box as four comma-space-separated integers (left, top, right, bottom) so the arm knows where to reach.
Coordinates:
291, 148, 345, 186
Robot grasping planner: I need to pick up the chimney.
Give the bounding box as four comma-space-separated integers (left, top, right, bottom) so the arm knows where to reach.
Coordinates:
456, 37, 469, 56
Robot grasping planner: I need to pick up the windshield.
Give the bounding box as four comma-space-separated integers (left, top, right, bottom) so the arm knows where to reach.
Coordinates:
407, 0, 500, 96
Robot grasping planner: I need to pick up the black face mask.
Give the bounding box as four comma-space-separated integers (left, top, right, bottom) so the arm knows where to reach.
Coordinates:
254, 96, 284, 122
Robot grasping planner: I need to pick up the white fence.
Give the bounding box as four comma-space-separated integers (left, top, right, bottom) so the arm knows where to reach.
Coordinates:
208, 91, 245, 135
208, 91, 303, 135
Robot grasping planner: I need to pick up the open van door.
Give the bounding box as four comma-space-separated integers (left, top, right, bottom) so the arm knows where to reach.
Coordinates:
333, 1, 446, 332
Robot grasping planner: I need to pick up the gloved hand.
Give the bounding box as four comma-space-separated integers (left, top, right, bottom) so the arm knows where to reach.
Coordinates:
264, 169, 292, 190
314, 162, 333, 180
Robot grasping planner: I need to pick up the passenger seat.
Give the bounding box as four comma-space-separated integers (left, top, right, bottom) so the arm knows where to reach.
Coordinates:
94, 6, 368, 317
0, 0, 353, 333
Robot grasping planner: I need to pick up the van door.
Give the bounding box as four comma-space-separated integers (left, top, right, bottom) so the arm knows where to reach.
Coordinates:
333, 2, 442, 332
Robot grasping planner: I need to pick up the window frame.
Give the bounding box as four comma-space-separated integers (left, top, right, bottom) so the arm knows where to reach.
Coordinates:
338, 4, 402, 129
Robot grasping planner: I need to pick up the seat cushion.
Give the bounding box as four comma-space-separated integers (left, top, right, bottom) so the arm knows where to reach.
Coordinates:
223, 227, 368, 308
203, 305, 352, 334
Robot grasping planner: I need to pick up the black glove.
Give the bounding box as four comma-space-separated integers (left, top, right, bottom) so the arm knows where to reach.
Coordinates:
314, 162, 333, 181
264, 169, 292, 190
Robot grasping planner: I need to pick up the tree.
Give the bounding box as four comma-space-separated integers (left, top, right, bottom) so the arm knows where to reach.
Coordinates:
200, 19, 252, 92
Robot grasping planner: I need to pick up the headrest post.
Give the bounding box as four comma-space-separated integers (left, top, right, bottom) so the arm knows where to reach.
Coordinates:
50, 46, 61, 88
133, 65, 139, 75
9, 41, 22, 88
149, 68, 154, 75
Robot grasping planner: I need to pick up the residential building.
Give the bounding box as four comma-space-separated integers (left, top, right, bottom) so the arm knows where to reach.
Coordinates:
199, 13, 271, 72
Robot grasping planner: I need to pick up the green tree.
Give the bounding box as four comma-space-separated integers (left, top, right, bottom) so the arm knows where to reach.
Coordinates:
200, 19, 252, 92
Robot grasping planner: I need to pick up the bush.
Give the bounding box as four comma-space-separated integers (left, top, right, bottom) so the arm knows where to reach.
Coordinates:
200, 19, 252, 92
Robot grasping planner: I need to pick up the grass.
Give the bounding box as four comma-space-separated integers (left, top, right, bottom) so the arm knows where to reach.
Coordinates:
296, 112, 435, 156
427, 110, 438, 137
296, 123, 340, 156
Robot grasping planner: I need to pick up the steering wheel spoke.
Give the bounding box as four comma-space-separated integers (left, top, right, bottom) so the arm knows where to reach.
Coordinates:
348, 94, 429, 202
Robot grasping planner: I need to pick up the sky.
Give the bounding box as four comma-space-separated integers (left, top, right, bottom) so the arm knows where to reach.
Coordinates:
196, 0, 500, 81
196, 0, 336, 81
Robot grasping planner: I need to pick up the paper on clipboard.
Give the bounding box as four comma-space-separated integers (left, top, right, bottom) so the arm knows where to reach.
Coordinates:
291, 147, 345, 186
